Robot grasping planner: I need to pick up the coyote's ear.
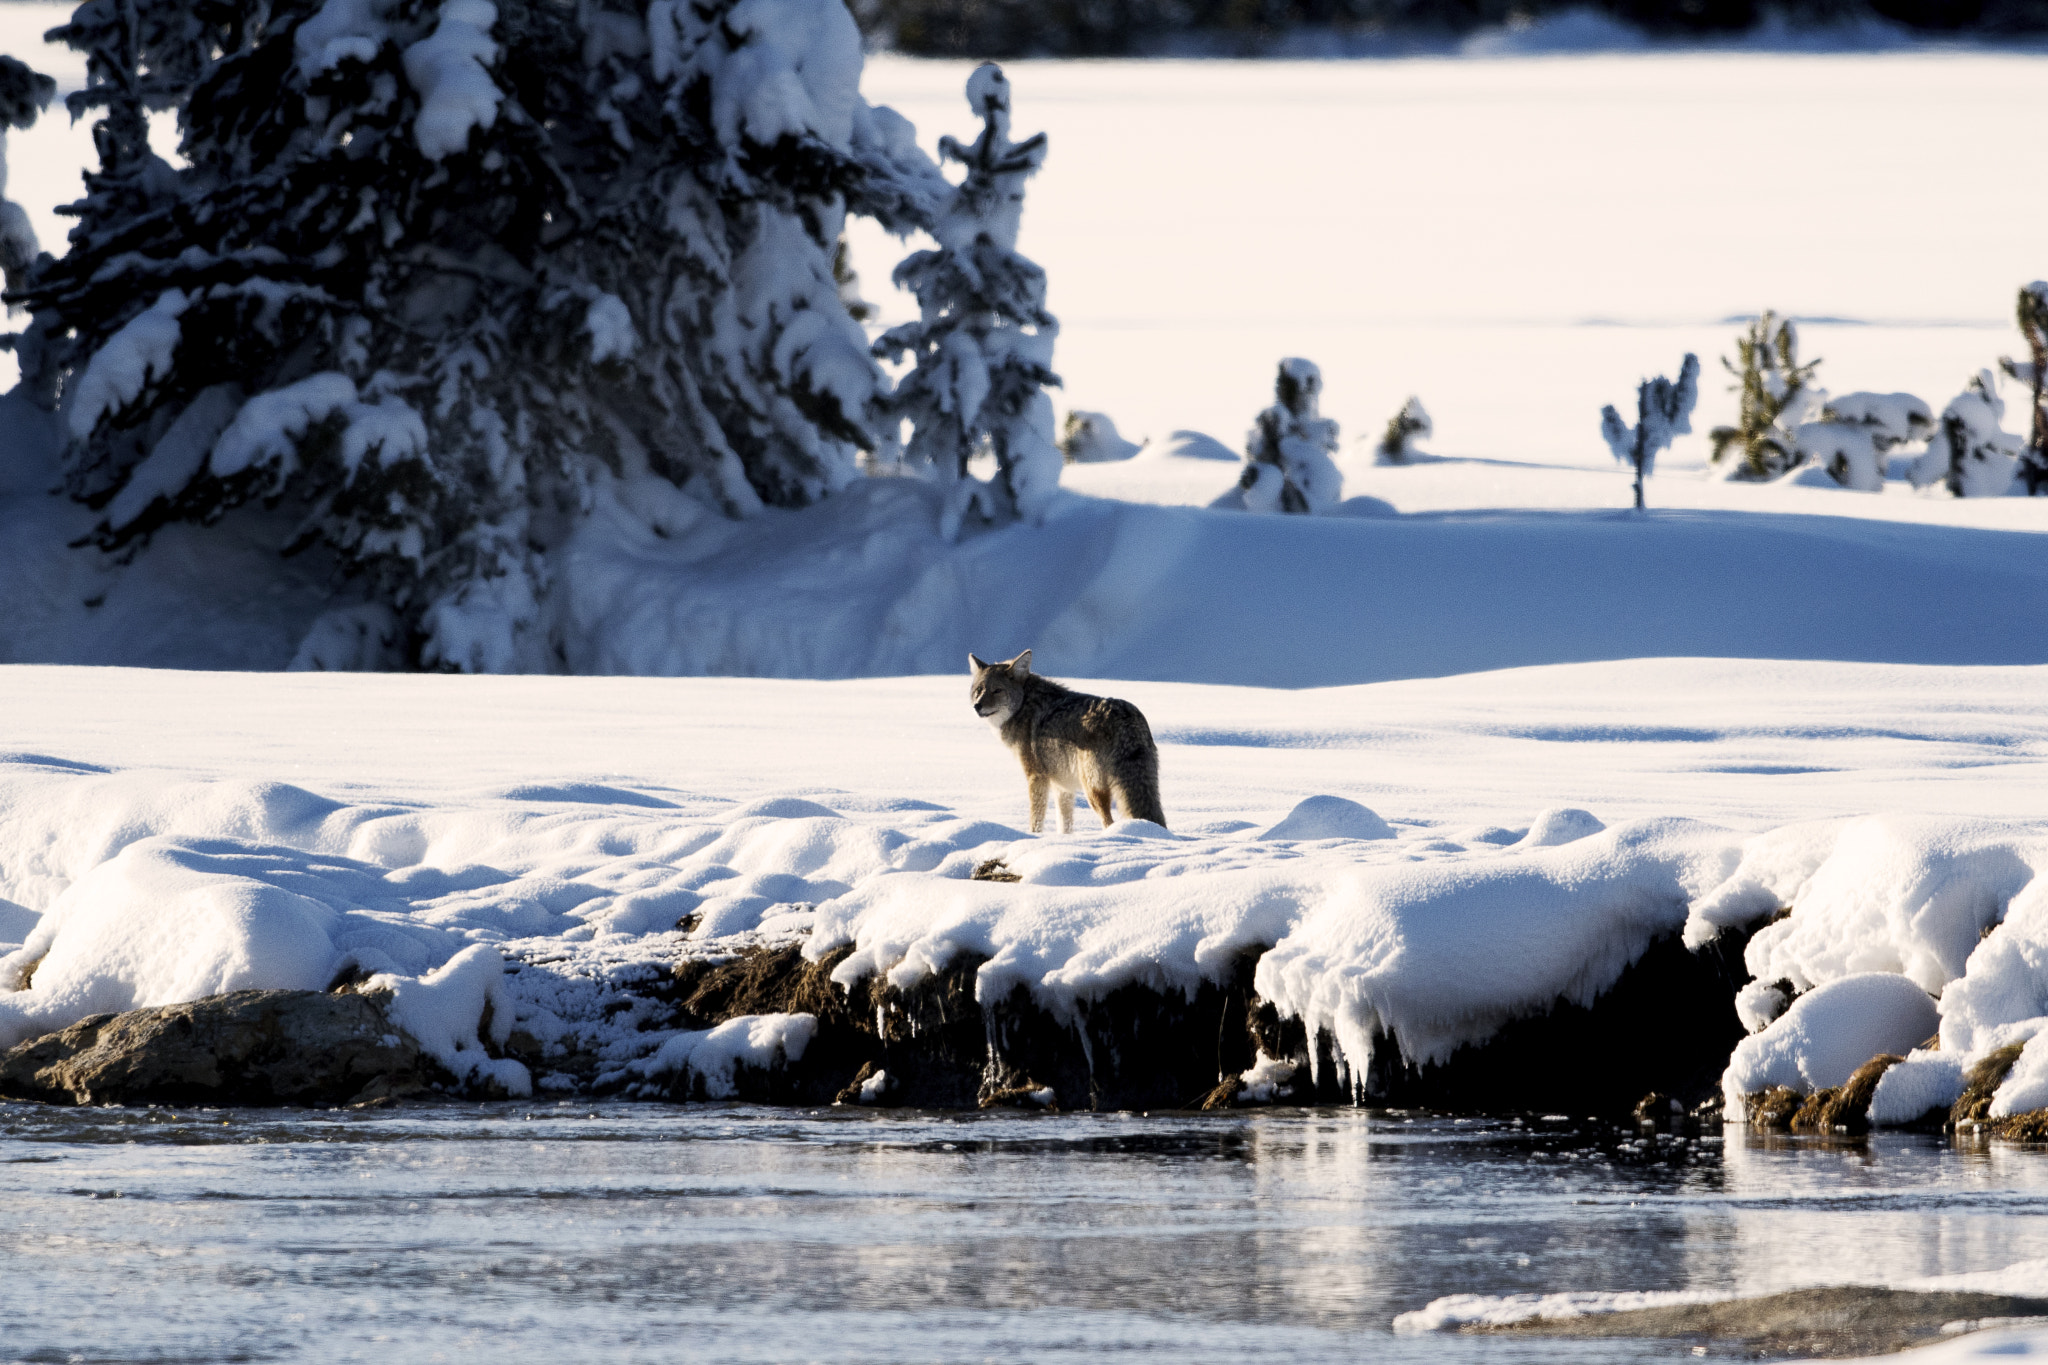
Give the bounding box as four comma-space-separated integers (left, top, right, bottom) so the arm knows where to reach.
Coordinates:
969, 653, 989, 674
1009, 649, 1032, 675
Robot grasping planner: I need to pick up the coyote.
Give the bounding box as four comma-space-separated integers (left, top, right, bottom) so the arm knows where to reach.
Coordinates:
968, 650, 1166, 833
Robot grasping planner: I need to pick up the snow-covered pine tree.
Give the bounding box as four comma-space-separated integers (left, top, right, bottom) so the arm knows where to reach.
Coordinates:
1913, 371, 2025, 496
2000, 281, 2048, 494
1375, 395, 1430, 464
1708, 311, 1822, 480
0, 55, 55, 321
1791, 392, 1931, 491
874, 62, 1062, 535
1213, 357, 1340, 514
14, 0, 948, 671
1599, 352, 1698, 510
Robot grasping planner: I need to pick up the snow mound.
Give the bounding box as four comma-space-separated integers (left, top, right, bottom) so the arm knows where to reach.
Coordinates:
1145, 430, 1238, 462
1516, 807, 1606, 847
1259, 795, 1395, 841
1721, 972, 1938, 1110
625, 1012, 817, 1098
1868, 1048, 1966, 1125
369, 943, 530, 1097
1394, 1287, 1728, 1333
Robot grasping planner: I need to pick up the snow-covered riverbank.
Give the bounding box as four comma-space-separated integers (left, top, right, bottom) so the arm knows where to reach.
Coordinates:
3, 661, 2045, 1124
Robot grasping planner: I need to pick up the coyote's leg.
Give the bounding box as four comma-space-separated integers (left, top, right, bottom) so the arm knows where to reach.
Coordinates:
1028, 773, 1049, 833
1090, 787, 1113, 828
1057, 790, 1074, 833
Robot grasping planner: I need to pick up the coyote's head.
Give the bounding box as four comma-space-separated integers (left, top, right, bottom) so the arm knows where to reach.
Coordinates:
968, 650, 1031, 727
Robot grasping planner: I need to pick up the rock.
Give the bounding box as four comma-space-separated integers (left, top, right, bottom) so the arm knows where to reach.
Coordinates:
1480, 1285, 2048, 1357
1789, 1053, 1903, 1134
1952, 1042, 2025, 1130
1744, 1085, 1805, 1130
0, 989, 430, 1107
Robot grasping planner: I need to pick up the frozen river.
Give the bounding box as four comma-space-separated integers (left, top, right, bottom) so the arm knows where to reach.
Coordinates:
6, 1102, 2048, 1363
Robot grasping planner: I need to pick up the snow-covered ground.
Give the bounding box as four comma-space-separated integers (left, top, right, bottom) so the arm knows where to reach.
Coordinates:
3, 659, 2046, 1119
4, 8, 2045, 678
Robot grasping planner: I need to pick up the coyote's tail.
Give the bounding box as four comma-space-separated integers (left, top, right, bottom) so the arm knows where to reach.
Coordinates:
1117, 720, 1166, 828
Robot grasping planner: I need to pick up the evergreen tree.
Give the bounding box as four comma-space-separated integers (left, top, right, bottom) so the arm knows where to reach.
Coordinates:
0, 55, 56, 320
1375, 395, 1430, 464
1999, 281, 2048, 494
1214, 357, 1340, 514
1914, 370, 2025, 497
12, 0, 948, 671
1708, 311, 1822, 480
1599, 352, 1698, 510
874, 62, 1062, 536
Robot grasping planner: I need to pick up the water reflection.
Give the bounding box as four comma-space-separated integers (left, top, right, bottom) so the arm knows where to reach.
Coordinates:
2, 1103, 2044, 1364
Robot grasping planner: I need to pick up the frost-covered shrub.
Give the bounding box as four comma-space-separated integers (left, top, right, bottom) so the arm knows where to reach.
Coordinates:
1599, 352, 1698, 510
0, 56, 54, 313
1913, 371, 2024, 497
1375, 395, 1431, 464
1060, 410, 1141, 463
13, 0, 948, 671
1791, 392, 1932, 492
1709, 311, 1823, 481
874, 62, 1062, 536
2000, 281, 2048, 495
1213, 357, 1341, 515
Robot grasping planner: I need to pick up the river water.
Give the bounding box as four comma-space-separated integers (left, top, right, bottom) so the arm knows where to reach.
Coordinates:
5, 1102, 2048, 1364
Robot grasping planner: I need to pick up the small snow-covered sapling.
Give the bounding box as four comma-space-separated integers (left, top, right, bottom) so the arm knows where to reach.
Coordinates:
1217, 358, 1341, 514
1376, 396, 1431, 464
1060, 410, 1142, 463
1791, 392, 1932, 491
1914, 371, 2025, 497
1709, 312, 1822, 480
1999, 282, 2048, 495
1600, 353, 1699, 510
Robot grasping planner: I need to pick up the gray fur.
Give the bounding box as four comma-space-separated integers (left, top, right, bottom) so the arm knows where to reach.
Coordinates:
968, 650, 1166, 833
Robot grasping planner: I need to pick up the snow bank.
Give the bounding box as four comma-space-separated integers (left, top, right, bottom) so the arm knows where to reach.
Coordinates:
624, 1012, 817, 1097
368, 942, 530, 1096
1252, 819, 1736, 1081
1684, 816, 2043, 995
1721, 973, 1938, 1111
3, 670, 2048, 1116
1394, 1287, 1731, 1333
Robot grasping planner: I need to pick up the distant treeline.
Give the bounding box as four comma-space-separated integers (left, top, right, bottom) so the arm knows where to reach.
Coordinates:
849, 0, 2044, 54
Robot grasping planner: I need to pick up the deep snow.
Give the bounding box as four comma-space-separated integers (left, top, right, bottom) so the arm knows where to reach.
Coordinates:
2, 13, 2046, 681
3, 659, 2047, 1127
